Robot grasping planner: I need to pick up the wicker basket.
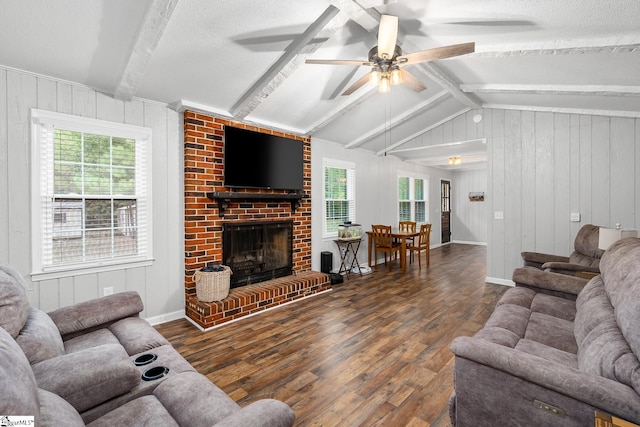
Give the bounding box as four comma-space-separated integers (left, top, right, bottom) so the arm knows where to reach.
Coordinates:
194, 266, 232, 302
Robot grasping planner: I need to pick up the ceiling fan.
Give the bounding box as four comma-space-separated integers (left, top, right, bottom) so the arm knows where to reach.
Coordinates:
305, 15, 475, 95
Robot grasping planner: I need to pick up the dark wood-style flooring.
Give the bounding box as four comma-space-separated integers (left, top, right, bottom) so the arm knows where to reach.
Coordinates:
155, 244, 508, 426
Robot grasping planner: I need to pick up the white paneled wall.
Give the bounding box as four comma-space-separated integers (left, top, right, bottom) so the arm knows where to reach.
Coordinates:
311, 139, 452, 272
0, 67, 183, 322
451, 169, 487, 244
418, 109, 640, 282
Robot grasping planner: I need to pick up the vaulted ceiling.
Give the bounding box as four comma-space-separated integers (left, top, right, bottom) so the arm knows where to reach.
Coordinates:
1, 0, 638, 170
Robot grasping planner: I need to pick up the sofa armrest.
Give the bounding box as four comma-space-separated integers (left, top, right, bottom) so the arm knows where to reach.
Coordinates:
48, 291, 143, 339
512, 267, 588, 300
451, 336, 640, 422
213, 400, 296, 427
153, 371, 295, 427
32, 344, 140, 413
521, 251, 569, 269
542, 261, 600, 276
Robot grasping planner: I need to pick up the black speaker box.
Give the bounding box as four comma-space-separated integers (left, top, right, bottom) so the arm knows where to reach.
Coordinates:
320, 251, 332, 274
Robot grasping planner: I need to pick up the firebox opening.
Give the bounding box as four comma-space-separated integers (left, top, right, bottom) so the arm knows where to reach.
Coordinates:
223, 221, 293, 288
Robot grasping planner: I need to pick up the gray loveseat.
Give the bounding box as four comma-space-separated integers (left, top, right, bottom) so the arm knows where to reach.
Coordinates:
449, 237, 640, 426
0, 262, 295, 426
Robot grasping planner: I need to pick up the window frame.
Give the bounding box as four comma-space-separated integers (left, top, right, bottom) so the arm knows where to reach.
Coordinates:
30, 109, 154, 281
322, 158, 356, 239
397, 172, 429, 224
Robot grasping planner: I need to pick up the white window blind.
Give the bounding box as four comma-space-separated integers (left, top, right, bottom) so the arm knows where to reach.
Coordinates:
31, 109, 153, 279
323, 159, 356, 237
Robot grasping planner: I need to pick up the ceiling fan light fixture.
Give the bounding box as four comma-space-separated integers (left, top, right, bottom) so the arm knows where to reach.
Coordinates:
369, 68, 381, 86
379, 76, 391, 93
390, 67, 402, 85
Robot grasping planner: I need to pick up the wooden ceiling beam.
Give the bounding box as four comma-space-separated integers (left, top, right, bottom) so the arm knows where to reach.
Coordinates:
114, 0, 178, 101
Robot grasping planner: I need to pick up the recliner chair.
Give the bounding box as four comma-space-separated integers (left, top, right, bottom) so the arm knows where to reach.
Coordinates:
521, 224, 604, 276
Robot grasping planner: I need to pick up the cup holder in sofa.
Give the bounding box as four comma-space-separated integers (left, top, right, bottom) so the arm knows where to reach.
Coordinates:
133, 353, 158, 366
141, 366, 169, 381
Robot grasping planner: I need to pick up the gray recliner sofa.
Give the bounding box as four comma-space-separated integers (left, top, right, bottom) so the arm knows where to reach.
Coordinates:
0, 262, 295, 426
449, 237, 640, 426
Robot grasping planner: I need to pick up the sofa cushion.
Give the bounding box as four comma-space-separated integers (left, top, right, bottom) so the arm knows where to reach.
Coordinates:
32, 343, 140, 413
496, 286, 536, 308
63, 328, 121, 353
474, 326, 521, 348
484, 303, 531, 338
530, 293, 576, 321
154, 372, 240, 426
574, 276, 614, 346
569, 223, 603, 267
524, 312, 577, 354
0, 262, 31, 338
0, 327, 40, 418
514, 339, 578, 368
599, 238, 640, 353
38, 388, 85, 427
86, 395, 179, 427
16, 307, 65, 364
578, 322, 635, 381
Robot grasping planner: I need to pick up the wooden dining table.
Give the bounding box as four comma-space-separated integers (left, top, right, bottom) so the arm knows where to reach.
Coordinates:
366, 229, 420, 273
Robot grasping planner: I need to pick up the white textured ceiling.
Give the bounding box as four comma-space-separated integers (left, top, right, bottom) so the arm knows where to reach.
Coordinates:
1, 0, 638, 170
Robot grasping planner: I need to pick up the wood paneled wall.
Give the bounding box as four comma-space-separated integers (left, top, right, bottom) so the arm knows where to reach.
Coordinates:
451, 169, 488, 244
413, 109, 640, 282
0, 66, 183, 322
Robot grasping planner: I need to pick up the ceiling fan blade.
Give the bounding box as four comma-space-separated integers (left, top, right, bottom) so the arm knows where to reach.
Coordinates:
305, 59, 373, 66
398, 42, 475, 65
342, 73, 372, 96
377, 15, 398, 59
400, 70, 427, 92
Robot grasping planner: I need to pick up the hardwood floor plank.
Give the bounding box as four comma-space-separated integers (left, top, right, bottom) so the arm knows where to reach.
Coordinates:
155, 243, 508, 426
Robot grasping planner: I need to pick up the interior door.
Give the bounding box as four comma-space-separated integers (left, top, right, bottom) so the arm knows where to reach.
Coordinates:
441, 180, 451, 244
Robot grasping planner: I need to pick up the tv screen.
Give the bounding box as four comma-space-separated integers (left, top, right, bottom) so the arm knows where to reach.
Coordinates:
224, 126, 304, 191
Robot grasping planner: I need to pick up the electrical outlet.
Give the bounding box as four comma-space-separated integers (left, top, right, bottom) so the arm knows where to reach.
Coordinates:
494, 211, 504, 220
103, 287, 113, 296
570, 212, 581, 222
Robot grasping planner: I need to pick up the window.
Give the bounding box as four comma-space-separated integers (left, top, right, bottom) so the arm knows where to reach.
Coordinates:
398, 174, 428, 223
31, 109, 153, 279
323, 159, 356, 238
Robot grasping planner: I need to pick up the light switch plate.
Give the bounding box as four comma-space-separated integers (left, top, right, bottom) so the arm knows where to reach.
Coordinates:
104, 287, 114, 296
570, 212, 581, 222
494, 211, 504, 220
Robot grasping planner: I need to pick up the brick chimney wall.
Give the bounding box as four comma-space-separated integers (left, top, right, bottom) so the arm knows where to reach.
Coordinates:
183, 110, 312, 300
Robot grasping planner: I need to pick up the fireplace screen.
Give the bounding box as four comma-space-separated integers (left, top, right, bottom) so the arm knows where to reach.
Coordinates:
223, 221, 293, 288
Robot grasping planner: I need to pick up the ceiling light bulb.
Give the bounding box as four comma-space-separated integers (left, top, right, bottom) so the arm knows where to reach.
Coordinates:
379, 76, 391, 93
390, 67, 402, 85
369, 69, 381, 86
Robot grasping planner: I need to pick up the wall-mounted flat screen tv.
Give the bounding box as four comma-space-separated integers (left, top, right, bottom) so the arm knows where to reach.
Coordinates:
224, 126, 304, 191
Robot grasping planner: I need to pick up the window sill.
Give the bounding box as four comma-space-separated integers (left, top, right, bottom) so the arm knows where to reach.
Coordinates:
31, 258, 155, 282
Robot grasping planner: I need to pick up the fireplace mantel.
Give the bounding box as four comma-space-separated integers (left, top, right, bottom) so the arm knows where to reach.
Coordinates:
207, 191, 304, 217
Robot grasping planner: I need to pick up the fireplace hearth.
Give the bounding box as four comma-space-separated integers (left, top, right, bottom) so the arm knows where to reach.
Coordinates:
223, 221, 293, 288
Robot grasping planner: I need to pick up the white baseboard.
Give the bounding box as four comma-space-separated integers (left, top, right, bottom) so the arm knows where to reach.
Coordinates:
485, 277, 515, 287
145, 309, 185, 326
451, 240, 487, 246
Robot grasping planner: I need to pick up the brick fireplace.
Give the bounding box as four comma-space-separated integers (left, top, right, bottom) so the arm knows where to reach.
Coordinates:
183, 111, 330, 329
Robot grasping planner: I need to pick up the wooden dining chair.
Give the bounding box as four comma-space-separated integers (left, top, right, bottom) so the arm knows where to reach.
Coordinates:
407, 223, 432, 269
371, 224, 401, 271
399, 220, 417, 262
